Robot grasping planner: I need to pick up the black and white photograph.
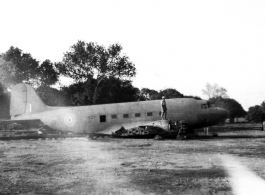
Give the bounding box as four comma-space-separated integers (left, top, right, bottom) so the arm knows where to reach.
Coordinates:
0, 0, 265, 194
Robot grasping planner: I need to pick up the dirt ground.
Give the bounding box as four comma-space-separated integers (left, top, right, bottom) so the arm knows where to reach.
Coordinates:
1, 130, 265, 195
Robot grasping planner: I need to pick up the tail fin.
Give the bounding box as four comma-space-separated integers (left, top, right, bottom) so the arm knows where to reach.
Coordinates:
10, 84, 46, 117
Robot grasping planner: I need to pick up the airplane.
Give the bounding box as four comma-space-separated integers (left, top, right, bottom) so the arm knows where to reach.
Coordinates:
5, 83, 229, 139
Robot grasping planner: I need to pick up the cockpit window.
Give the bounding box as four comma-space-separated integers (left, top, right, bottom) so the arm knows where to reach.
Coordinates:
206, 101, 216, 108
208, 104, 216, 108
201, 104, 208, 109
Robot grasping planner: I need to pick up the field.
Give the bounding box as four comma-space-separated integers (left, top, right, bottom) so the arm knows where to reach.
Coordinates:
1, 127, 265, 195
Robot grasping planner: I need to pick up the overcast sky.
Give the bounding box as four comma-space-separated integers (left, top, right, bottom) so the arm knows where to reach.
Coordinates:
1, 0, 265, 110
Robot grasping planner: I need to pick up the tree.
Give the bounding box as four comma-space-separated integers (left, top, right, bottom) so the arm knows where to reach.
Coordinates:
140, 88, 160, 100
0, 58, 17, 88
97, 77, 139, 104
0, 83, 10, 119
184, 95, 202, 100
140, 88, 184, 100
57, 41, 136, 104
61, 81, 96, 106
36, 86, 71, 106
246, 105, 265, 123
159, 88, 184, 99
0, 47, 58, 89
0, 46, 39, 87
61, 77, 140, 106
261, 101, 265, 110
202, 83, 228, 99
209, 97, 246, 122
0, 82, 5, 96
37, 60, 59, 86
0, 92, 10, 119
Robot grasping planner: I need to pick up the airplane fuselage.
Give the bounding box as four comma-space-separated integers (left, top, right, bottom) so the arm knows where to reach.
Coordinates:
13, 98, 228, 134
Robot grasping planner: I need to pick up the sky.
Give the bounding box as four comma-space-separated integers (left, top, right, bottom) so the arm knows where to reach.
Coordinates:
0, 0, 265, 110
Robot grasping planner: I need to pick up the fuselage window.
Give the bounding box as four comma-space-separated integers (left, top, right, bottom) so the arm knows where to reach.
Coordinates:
111, 114, 117, 119
100, 115, 106, 122
201, 104, 208, 109
147, 112, 152, 117
123, 114, 129, 118
135, 113, 141, 117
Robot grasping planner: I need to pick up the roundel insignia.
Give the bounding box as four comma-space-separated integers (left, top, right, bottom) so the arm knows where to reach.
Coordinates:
64, 113, 76, 127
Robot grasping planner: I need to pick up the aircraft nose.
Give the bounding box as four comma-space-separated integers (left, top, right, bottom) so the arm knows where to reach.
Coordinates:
218, 108, 229, 120
207, 107, 229, 125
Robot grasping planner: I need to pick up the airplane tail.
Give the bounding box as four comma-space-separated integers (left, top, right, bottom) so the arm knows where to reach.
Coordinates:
10, 84, 46, 117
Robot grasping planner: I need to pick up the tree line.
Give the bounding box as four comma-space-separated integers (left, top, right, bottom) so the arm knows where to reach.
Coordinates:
245, 102, 265, 123
0, 41, 263, 123
202, 83, 265, 124
0, 42, 198, 119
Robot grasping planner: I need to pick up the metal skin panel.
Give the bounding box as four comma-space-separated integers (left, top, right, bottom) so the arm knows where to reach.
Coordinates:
10, 84, 46, 117
24, 84, 46, 113
11, 84, 229, 134
10, 84, 27, 116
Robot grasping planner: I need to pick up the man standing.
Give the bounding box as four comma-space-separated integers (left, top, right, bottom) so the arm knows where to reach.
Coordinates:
161, 96, 167, 120
203, 117, 209, 135
203, 127, 209, 135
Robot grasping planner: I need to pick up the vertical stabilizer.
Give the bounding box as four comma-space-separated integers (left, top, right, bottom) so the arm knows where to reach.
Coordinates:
10, 84, 46, 117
